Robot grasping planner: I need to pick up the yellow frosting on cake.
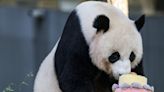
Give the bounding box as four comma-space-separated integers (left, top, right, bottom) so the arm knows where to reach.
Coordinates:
119, 73, 147, 86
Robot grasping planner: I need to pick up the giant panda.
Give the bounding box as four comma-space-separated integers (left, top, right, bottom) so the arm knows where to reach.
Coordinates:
34, 1, 145, 92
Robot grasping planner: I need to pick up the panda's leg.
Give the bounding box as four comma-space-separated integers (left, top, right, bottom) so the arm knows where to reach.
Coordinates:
58, 68, 95, 92
34, 39, 61, 92
57, 56, 98, 92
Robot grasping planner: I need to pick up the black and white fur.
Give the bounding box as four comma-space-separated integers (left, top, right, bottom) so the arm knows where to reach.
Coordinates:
34, 1, 145, 92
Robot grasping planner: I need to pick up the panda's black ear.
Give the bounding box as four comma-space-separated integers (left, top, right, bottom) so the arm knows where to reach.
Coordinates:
135, 15, 145, 31
93, 15, 110, 33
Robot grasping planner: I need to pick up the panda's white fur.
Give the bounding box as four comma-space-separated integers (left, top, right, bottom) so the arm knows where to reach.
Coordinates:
34, 38, 61, 92
34, 1, 144, 92
76, 1, 143, 79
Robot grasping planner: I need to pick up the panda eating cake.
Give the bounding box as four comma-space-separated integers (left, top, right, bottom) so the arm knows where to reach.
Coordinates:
112, 73, 154, 92
34, 1, 146, 92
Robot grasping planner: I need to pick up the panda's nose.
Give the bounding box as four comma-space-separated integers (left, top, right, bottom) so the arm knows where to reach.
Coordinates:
119, 74, 122, 76
118, 69, 131, 76
118, 74, 122, 77
119, 73, 127, 76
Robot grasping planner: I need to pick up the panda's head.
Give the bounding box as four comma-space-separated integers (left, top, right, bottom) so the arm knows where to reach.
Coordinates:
76, 1, 145, 79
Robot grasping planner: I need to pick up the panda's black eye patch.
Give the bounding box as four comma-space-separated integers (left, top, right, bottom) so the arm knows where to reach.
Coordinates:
108, 52, 120, 63
129, 52, 136, 62
93, 15, 110, 33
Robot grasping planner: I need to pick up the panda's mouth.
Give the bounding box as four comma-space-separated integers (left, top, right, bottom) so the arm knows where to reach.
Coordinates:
112, 73, 120, 80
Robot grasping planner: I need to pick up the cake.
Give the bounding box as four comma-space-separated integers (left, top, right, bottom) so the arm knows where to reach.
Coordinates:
112, 73, 154, 92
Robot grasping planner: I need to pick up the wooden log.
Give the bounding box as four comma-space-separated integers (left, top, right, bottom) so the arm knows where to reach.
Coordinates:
107, 0, 129, 16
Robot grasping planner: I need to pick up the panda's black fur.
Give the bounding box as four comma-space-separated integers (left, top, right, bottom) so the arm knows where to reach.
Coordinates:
34, 1, 145, 92
55, 10, 144, 92
55, 10, 118, 92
